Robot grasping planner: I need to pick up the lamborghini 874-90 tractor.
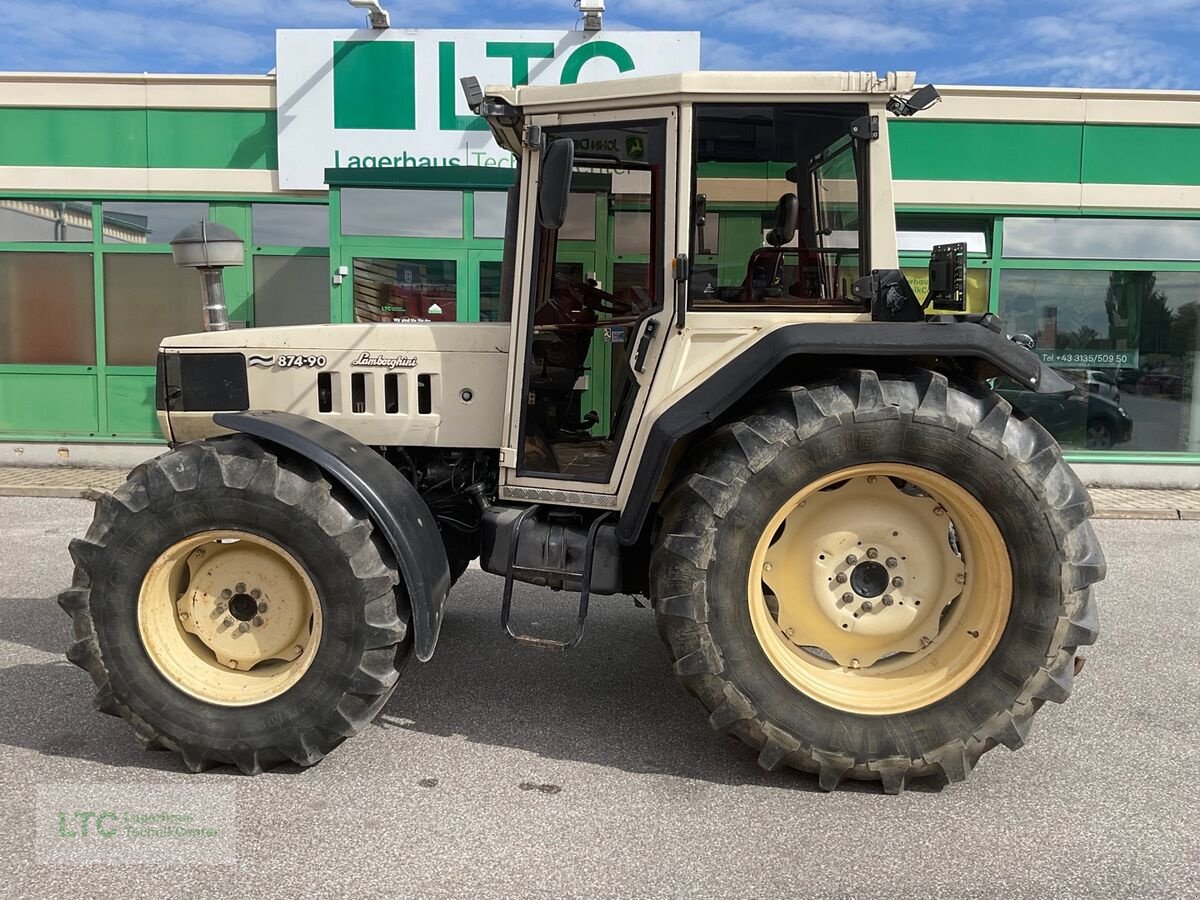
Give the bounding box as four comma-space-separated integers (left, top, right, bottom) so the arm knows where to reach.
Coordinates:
60, 71, 1103, 793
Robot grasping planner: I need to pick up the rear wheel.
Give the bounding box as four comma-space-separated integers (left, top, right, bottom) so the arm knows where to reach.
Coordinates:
651, 369, 1103, 792
60, 435, 411, 773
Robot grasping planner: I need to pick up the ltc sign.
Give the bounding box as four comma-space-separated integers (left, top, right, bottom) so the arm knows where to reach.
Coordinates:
275, 29, 701, 190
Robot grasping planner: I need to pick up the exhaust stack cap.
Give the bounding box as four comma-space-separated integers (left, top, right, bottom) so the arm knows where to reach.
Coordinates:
170, 220, 244, 269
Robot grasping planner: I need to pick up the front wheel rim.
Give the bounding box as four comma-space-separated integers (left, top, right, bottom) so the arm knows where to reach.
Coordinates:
137, 530, 323, 707
747, 463, 1012, 716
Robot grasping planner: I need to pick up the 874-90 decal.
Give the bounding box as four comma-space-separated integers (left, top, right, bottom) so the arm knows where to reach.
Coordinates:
275, 354, 327, 368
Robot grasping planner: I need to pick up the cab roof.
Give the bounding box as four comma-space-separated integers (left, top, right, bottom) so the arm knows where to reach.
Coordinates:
487, 70, 917, 113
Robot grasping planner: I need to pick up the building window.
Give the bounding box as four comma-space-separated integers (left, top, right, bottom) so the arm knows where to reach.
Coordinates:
252, 203, 329, 247
101, 201, 209, 245
997, 268, 1200, 452
0, 199, 92, 242
1004, 217, 1200, 261
103, 254, 203, 366
253, 255, 330, 327
473, 191, 509, 239
0, 252, 95, 364
353, 258, 457, 322
341, 189, 462, 238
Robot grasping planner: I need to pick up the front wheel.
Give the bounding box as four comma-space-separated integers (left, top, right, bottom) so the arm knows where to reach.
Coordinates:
651, 369, 1103, 793
59, 436, 411, 774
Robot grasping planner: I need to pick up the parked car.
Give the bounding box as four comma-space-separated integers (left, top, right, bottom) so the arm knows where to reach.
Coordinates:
995, 376, 1133, 450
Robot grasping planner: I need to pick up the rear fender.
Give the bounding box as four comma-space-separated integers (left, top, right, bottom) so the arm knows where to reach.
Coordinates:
212, 410, 451, 662
616, 320, 1072, 545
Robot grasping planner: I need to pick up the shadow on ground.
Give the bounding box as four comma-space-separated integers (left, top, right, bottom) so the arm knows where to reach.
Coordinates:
0, 573, 933, 794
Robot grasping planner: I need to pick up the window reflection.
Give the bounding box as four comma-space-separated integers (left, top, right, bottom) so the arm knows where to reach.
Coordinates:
252, 204, 328, 247
353, 257, 457, 322
341, 189, 462, 238
473, 192, 509, 239
998, 269, 1200, 452
102, 202, 209, 245
0, 200, 92, 242
1004, 217, 1200, 261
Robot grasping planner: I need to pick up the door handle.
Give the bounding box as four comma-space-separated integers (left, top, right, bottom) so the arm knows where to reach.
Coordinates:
633, 319, 660, 374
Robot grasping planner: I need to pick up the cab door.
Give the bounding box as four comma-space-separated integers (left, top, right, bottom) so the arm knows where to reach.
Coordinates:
500, 106, 678, 506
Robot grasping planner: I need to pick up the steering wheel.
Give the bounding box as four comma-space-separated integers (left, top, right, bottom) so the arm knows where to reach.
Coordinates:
551, 272, 635, 317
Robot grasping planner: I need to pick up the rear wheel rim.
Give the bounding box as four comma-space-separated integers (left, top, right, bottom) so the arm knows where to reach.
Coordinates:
747, 463, 1012, 715
137, 530, 323, 707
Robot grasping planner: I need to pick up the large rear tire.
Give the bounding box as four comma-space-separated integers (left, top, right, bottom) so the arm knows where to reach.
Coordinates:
650, 369, 1103, 793
59, 435, 411, 774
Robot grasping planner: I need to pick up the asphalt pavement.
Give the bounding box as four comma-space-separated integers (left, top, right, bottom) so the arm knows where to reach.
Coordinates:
0, 496, 1197, 899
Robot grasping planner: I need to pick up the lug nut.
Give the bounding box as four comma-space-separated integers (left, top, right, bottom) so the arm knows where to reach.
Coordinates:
252, 616, 264, 627
866, 547, 878, 560
237, 622, 250, 633
257, 601, 268, 613
846, 554, 858, 566
841, 592, 854, 604
860, 601, 873, 612
886, 557, 898, 569
220, 588, 232, 600
250, 588, 262, 599
235, 582, 246, 593
835, 572, 848, 584
892, 576, 904, 588
882, 595, 894, 606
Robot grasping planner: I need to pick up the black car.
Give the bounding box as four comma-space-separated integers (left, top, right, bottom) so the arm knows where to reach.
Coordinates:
995, 375, 1133, 450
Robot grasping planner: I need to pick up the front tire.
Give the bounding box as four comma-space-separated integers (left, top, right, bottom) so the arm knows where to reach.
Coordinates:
59, 436, 411, 774
650, 369, 1103, 793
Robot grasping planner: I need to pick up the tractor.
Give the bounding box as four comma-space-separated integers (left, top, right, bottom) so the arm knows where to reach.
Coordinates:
60, 71, 1103, 793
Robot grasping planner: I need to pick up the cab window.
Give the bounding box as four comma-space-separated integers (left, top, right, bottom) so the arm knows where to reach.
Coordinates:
689, 103, 869, 308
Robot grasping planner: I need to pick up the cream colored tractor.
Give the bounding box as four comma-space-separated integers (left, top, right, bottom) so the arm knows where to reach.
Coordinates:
61, 72, 1102, 793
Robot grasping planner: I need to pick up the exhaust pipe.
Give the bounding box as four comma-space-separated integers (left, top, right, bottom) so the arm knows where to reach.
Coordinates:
170, 221, 244, 332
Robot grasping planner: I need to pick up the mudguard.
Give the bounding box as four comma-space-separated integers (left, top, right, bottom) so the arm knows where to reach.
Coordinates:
213, 410, 451, 662
615, 320, 1074, 545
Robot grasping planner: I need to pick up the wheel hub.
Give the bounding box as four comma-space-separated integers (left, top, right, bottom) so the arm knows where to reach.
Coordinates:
849, 560, 889, 598
760, 473, 969, 668
138, 530, 322, 706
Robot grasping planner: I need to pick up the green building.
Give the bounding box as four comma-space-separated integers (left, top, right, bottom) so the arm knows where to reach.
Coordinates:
2, 40, 1200, 481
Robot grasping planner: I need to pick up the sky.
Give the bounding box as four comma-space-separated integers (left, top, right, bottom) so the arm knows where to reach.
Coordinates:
0, 0, 1199, 89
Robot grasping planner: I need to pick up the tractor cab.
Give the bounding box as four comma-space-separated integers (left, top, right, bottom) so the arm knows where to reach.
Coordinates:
463, 71, 934, 501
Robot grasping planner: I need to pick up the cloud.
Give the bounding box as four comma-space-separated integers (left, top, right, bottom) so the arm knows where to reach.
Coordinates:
0, 0, 1196, 87
925, 11, 1192, 88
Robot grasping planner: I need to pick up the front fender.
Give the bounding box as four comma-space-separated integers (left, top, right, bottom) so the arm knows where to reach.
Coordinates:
212, 410, 451, 662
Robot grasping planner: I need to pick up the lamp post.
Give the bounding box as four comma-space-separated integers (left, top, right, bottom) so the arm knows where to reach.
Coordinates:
170, 221, 244, 333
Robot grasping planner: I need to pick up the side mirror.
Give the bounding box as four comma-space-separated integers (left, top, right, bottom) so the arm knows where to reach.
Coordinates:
537, 138, 575, 230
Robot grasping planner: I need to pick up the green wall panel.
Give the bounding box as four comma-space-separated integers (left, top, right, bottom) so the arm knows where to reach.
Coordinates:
0, 108, 147, 168
0, 107, 278, 170
147, 110, 277, 170
1082, 124, 1200, 186
105, 374, 164, 438
0, 373, 98, 433
890, 121, 1083, 183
